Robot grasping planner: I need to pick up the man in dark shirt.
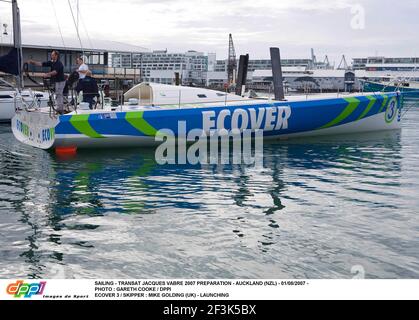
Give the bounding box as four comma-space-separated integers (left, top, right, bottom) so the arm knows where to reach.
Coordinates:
76, 75, 100, 109
28, 50, 66, 113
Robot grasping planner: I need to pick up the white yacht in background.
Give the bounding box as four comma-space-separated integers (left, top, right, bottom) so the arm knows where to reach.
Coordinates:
0, 79, 49, 122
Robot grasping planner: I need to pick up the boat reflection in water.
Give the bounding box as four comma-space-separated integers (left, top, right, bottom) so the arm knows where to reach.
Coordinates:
3, 126, 411, 278
47, 130, 402, 216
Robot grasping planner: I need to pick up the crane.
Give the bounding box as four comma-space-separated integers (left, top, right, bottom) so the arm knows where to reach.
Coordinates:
227, 34, 237, 86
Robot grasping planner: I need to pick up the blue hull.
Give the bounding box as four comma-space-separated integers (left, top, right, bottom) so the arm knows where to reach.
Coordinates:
12, 92, 403, 149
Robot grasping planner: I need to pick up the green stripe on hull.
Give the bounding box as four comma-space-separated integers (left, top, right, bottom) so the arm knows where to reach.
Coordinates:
319, 97, 360, 129
378, 95, 389, 113
357, 95, 376, 120
125, 112, 160, 136
70, 114, 105, 138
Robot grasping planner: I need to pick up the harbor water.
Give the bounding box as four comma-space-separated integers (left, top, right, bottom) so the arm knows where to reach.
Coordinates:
1, 109, 419, 279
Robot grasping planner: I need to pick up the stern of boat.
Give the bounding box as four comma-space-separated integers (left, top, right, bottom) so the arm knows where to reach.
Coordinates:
12, 110, 59, 149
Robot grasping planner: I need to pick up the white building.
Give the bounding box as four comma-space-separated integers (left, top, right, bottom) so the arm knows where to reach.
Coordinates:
111, 50, 321, 88
112, 50, 208, 86
352, 56, 419, 71
251, 69, 357, 92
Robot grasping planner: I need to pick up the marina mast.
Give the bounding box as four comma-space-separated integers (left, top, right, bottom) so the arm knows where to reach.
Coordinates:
311, 48, 317, 69
227, 34, 237, 86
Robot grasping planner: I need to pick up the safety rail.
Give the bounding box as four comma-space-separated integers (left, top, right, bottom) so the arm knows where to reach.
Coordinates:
399, 90, 419, 119
24, 66, 140, 77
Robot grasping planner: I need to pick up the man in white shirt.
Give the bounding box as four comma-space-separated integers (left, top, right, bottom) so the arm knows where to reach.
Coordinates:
76, 56, 89, 79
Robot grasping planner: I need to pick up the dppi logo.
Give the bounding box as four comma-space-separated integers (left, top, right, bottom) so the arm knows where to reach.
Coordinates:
6, 280, 46, 298
385, 98, 398, 124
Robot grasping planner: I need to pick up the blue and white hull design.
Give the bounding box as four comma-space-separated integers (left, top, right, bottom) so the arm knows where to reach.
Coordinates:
12, 84, 403, 150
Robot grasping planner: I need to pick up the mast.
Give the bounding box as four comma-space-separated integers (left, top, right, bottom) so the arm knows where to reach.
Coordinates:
12, 0, 23, 89
227, 34, 237, 86
68, 0, 84, 54
76, 0, 79, 32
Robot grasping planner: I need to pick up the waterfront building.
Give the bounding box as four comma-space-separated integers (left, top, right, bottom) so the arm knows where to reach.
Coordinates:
111, 50, 321, 88
112, 50, 208, 86
352, 56, 419, 71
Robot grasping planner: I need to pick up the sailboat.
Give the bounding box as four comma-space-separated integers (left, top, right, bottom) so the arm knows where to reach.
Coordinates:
12, 82, 403, 150
6, 0, 406, 151
362, 79, 419, 95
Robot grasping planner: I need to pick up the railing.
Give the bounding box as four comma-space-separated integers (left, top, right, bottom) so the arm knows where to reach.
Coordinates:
123, 88, 262, 110
25, 66, 141, 77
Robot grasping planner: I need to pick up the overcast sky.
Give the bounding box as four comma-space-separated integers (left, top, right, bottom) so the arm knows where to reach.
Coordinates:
1, 0, 418, 65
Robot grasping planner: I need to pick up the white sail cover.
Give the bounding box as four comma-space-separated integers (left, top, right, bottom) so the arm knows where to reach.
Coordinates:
124, 83, 249, 106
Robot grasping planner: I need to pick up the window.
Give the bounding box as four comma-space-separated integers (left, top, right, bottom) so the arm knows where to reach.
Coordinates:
86, 52, 106, 65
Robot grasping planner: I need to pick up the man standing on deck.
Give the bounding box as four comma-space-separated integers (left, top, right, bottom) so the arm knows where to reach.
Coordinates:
27, 50, 66, 114
76, 56, 89, 80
